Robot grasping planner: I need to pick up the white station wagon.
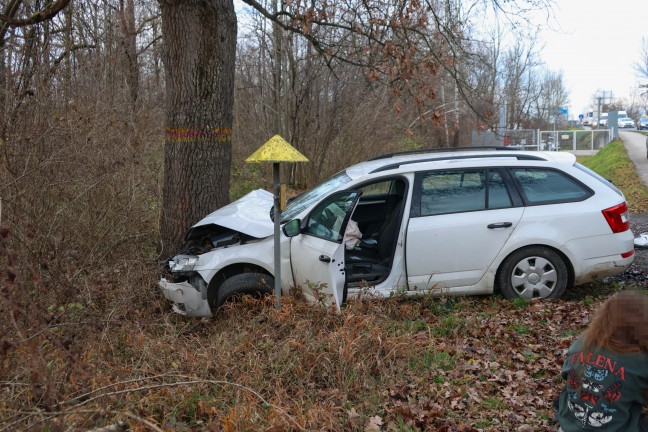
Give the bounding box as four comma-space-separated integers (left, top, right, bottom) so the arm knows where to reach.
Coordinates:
159, 148, 635, 317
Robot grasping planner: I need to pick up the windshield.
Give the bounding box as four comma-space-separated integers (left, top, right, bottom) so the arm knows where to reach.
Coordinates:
280, 171, 352, 222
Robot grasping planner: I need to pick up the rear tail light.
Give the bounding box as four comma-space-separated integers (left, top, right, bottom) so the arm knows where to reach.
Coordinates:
602, 202, 630, 233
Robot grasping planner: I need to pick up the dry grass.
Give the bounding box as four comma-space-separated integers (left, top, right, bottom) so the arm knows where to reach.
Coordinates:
1, 227, 635, 432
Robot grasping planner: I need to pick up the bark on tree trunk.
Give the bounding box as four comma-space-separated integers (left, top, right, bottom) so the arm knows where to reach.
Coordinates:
158, 0, 237, 259
119, 0, 139, 112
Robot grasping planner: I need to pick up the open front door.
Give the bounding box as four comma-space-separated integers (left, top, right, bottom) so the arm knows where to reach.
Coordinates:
288, 191, 361, 310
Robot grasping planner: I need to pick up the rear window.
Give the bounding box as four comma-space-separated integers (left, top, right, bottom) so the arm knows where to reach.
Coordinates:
510, 168, 592, 204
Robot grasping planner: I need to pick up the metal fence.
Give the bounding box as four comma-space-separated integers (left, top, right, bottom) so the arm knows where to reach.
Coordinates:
472, 129, 537, 148
536, 130, 612, 153
471, 129, 613, 153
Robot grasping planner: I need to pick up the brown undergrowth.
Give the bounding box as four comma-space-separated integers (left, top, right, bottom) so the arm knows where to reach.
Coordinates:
2, 224, 638, 432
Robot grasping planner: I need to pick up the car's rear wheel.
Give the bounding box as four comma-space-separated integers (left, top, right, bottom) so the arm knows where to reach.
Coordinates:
498, 247, 568, 300
215, 273, 274, 308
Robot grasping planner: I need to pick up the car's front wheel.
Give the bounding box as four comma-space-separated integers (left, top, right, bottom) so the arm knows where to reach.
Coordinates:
215, 273, 274, 309
498, 247, 568, 300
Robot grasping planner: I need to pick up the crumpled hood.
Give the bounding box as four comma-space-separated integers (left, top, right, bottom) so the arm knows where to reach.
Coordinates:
186, 189, 275, 240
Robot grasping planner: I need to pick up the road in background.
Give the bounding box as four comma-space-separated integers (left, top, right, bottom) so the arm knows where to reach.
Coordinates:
619, 131, 648, 188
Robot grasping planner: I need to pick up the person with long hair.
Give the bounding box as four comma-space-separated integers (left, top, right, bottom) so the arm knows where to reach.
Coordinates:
557, 290, 648, 431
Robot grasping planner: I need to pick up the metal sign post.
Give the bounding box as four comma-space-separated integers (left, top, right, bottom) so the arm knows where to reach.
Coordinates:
272, 162, 281, 308
245, 135, 308, 308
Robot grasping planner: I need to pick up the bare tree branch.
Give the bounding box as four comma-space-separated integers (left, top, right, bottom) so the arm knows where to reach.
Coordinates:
0, 0, 22, 49
635, 37, 648, 82
0, 0, 71, 28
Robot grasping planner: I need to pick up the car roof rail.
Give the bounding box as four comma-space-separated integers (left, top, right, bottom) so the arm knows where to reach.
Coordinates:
369, 145, 518, 161
369, 153, 546, 174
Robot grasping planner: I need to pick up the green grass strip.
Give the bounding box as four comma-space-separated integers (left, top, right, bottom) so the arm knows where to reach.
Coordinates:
579, 140, 648, 213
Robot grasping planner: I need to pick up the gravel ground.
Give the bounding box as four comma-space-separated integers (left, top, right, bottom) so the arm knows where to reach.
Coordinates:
613, 212, 648, 287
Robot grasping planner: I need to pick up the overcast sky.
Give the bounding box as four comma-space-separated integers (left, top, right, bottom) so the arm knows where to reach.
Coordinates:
535, 1, 647, 117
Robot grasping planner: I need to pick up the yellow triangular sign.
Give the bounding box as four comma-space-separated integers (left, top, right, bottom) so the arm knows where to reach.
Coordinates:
246, 135, 309, 163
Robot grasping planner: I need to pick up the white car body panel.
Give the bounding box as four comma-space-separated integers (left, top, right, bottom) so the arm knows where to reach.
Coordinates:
561, 231, 635, 284
405, 208, 524, 291
287, 190, 362, 310
289, 234, 346, 309
159, 278, 212, 317
195, 238, 276, 285
190, 189, 275, 238
158, 228, 298, 317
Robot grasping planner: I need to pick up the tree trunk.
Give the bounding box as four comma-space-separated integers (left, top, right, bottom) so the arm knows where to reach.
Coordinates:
158, 0, 237, 259
63, 0, 72, 100
119, 0, 139, 112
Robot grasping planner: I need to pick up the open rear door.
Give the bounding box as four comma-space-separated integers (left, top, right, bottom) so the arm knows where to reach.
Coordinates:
289, 191, 361, 310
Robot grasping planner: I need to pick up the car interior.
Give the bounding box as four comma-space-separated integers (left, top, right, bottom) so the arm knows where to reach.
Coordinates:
345, 178, 407, 285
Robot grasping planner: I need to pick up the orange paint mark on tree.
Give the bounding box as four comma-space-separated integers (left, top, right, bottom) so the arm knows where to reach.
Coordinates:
166, 128, 232, 142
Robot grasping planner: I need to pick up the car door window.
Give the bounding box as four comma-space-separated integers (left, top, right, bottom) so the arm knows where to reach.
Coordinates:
510, 168, 592, 204
488, 170, 513, 209
416, 169, 511, 216
305, 192, 360, 242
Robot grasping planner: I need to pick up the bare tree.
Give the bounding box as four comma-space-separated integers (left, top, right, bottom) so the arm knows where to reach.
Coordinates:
159, 0, 466, 255
529, 69, 569, 127
635, 37, 648, 79
636, 37, 648, 97
234, 17, 407, 186
0, 0, 164, 272
462, 27, 501, 130
117, 0, 139, 111
502, 35, 541, 129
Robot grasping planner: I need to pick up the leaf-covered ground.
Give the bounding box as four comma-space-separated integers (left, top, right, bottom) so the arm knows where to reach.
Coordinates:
2, 270, 646, 432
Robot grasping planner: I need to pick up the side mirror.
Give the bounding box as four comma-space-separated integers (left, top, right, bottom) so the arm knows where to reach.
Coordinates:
282, 219, 302, 237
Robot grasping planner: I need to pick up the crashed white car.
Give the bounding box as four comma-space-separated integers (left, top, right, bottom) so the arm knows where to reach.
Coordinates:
159, 148, 635, 317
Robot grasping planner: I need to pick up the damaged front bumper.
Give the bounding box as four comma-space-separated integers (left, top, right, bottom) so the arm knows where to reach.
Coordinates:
158, 278, 212, 317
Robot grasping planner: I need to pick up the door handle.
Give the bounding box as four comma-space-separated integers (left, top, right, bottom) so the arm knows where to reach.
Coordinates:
319, 255, 331, 263
487, 222, 513, 229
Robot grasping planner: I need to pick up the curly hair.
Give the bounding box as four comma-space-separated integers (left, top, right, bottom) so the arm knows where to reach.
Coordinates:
582, 290, 648, 354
